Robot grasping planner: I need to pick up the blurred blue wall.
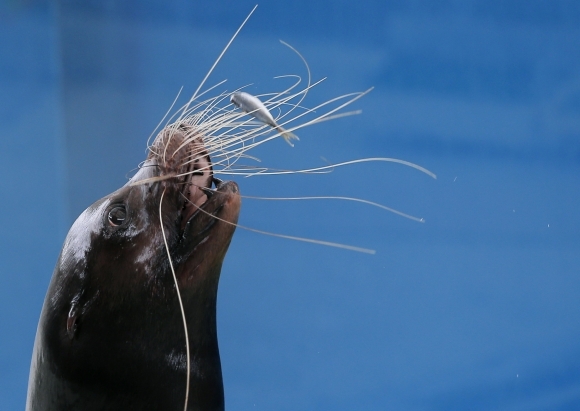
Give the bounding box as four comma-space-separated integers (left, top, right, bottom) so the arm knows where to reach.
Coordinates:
1, 1, 580, 410
0, 2, 66, 407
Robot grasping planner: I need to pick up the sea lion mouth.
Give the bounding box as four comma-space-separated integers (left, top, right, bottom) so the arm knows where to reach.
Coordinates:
179, 176, 238, 240
146, 124, 240, 279
176, 134, 214, 231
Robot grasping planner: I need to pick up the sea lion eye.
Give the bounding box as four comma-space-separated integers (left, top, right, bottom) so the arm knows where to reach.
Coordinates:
108, 206, 127, 227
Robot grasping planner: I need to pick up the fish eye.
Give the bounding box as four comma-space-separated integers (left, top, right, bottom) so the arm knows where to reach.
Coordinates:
107, 205, 127, 227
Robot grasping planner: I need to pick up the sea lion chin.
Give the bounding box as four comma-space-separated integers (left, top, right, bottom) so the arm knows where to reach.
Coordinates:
26, 126, 240, 411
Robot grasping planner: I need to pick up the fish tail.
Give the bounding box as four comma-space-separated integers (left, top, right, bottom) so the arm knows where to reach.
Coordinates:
276, 126, 299, 147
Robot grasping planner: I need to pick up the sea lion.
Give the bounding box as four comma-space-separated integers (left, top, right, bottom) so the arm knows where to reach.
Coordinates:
26, 125, 240, 411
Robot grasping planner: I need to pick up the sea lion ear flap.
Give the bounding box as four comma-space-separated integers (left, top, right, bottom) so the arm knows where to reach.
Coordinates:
66, 299, 80, 340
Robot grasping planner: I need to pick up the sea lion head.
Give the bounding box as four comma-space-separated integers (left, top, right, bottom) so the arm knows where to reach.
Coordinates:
27, 125, 239, 411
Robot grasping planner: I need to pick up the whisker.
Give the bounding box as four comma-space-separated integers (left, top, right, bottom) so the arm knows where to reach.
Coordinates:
159, 188, 191, 411
239, 194, 426, 222
179, 191, 376, 254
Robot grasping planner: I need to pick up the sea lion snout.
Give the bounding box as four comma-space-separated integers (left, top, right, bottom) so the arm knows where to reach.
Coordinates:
176, 179, 240, 286
212, 179, 241, 221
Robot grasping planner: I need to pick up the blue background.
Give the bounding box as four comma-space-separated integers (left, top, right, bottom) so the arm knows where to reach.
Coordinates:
2, 1, 580, 410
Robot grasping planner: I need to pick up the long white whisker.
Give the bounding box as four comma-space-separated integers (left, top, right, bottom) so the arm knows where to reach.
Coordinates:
159, 188, 191, 411
216, 157, 436, 179
181, 193, 376, 254
191, 4, 258, 101
240, 194, 426, 222
147, 86, 183, 149
277, 40, 311, 123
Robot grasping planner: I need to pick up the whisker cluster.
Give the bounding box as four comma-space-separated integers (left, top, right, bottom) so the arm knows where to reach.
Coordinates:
150, 76, 375, 182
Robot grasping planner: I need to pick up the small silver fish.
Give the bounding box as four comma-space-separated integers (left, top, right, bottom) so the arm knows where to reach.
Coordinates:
230, 91, 299, 147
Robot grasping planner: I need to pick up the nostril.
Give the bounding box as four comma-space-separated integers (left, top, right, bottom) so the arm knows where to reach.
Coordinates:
212, 177, 224, 188
201, 187, 214, 198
